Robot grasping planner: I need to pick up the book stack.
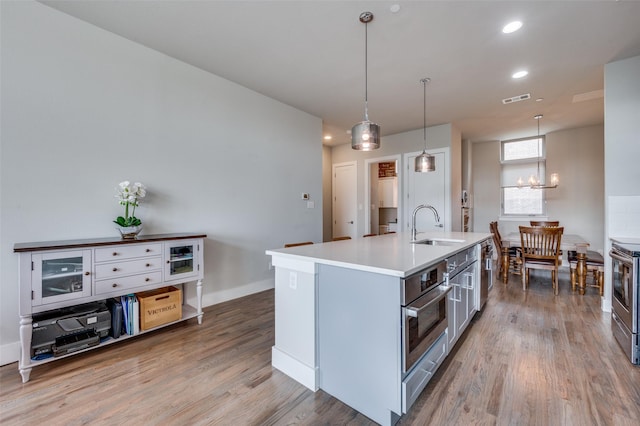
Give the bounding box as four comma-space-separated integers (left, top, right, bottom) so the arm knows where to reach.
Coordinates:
120, 294, 139, 335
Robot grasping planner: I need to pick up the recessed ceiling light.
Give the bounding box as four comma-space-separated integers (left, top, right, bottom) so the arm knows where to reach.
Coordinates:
390, 4, 401, 13
512, 70, 528, 79
324, 135, 332, 140
502, 21, 523, 34
536, 98, 544, 102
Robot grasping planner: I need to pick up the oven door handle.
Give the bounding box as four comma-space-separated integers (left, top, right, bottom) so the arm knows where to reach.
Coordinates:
610, 250, 632, 265
406, 285, 452, 318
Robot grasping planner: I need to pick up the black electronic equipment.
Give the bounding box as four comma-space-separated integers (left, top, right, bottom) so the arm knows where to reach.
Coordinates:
31, 301, 110, 358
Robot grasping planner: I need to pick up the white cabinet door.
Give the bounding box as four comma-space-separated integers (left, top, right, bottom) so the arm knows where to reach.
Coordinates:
31, 250, 92, 307
447, 289, 457, 349
378, 177, 397, 208
448, 263, 475, 348
164, 239, 203, 283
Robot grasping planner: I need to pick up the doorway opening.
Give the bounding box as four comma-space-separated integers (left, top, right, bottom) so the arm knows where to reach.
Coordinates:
364, 155, 402, 236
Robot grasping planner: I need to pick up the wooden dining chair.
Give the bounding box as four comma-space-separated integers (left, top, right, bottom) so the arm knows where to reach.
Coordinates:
530, 220, 560, 227
489, 221, 521, 278
332, 236, 352, 241
284, 241, 314, 248
519, 226, 564, 295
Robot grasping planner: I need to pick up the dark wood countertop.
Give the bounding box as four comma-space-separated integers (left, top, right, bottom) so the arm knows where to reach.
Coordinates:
14, 233, 207, 252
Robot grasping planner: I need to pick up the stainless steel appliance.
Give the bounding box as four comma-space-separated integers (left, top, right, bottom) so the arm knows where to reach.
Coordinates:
401, 261, 450, 374
610, 240, 640, 364
480, 240, 493, 310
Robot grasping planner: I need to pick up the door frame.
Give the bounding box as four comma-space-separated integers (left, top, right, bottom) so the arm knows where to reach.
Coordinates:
364, 155, 402, 235
332, 161, 358, 239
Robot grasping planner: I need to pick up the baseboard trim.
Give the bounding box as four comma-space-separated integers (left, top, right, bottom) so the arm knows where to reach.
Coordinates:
0, 341, 20, 366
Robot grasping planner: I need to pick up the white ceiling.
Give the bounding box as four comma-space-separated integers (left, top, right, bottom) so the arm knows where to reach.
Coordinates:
39, 0, 640, 146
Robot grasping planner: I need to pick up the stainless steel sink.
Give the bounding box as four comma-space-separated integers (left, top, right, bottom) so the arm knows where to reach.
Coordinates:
411, 238, 465, 246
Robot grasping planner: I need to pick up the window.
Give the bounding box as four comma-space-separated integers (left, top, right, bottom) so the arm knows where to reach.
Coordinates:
501, 136, 546, 216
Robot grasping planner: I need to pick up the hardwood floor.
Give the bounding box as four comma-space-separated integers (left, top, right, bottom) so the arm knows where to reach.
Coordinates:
2, 271, 639, 425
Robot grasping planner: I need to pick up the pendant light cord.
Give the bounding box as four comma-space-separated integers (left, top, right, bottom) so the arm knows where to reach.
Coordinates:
423, 79, 427, 150
536, 115, 541, 181
364, 21, 369, 121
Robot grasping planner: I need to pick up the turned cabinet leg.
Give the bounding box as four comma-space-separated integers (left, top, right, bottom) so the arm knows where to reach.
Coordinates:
570, 266, 576, 291
19, 315, 33, 383
196, 278, 203, 325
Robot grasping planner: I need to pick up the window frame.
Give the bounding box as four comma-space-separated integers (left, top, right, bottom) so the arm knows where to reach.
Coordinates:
500, 135, 548, 217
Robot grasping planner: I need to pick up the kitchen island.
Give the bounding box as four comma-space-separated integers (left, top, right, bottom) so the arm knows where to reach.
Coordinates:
266, 231, 492, 425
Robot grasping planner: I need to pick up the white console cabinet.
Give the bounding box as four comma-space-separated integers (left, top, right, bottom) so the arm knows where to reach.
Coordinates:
14, 233, 206, 383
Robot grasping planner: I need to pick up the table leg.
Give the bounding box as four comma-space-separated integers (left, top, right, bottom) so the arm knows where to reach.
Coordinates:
501, 247, 509, 284
576, 252, 587, 295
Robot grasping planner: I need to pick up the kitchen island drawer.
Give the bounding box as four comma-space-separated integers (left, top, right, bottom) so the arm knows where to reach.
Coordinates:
95, 271, 163, 295
95, 243, 162, 262
402, 331, 447, 413
94, 256, 162, 279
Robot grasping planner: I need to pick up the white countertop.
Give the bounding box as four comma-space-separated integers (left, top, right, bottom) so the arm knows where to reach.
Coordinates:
266, 231, 492, 278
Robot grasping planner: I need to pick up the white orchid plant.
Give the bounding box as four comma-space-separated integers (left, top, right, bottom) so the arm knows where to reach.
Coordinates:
114, 181, 147, 227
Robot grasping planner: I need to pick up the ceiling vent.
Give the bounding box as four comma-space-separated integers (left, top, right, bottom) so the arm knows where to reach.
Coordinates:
502, 93, 531, 104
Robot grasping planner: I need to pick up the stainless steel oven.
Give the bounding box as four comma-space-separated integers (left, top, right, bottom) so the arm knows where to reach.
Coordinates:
610, 240, 640, 364
401, 261, 450, 373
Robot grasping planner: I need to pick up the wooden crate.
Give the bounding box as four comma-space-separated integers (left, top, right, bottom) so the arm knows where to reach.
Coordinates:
137, 286, 182, 331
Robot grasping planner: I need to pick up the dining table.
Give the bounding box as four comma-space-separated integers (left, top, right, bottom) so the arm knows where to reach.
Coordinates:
501, 232, 590, 294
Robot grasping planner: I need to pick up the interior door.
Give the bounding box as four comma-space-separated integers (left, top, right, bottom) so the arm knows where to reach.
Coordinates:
332, 161, 357, 239
405, 150, 448, 233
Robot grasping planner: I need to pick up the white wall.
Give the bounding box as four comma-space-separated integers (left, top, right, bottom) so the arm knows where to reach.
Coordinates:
471, 125, 605, 252
329, 124, 461, 237
0, 1, 322, 364
603, 55, 640, 311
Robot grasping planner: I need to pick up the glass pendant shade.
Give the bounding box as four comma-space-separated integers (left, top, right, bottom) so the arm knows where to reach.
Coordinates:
415, 150, 436, 172
351, 120, 380, 151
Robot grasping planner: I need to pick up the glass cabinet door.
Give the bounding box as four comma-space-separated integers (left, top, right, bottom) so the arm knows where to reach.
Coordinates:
164, 240, 201, 282
32, 250, 92, 306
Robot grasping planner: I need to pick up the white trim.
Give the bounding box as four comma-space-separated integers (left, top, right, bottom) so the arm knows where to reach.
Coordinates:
0, 341, 21, 366
364, 155, 402, 235
201, 278, 273, 307
272, 346, 318, 391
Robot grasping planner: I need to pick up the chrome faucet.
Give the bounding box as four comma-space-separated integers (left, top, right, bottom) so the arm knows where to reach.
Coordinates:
411, 204, 441, 241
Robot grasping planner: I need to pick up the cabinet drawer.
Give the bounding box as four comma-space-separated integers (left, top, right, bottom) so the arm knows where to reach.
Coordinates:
95, 271, 163, 295
94, 256, 162, 280
95, 243, 162, 262
402, 331, 447, 413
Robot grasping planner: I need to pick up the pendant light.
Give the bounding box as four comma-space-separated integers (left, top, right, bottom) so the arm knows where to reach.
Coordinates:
518, 114, 559, 189
351, 12, 380, 151
415, 78, 436, 172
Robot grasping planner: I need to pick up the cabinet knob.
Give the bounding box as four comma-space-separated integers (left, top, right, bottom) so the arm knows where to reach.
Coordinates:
166, 260, 170, 264
146, 263, 151, 267
112, 267, 118, 272
146, 248, 151, 252
84, 272, 90, 276
145, 277, 150, 282
112, 252, 118, 256
112, 283, 118, 288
